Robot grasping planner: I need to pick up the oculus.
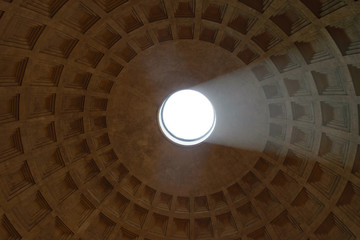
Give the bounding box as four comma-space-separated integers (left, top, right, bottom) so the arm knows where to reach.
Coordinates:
159, 89, 216, 146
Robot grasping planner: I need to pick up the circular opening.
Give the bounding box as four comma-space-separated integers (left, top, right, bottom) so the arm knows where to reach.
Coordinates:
159, 89, 216, 146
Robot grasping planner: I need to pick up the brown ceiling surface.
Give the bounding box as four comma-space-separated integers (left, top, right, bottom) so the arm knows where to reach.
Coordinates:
0, 0, 360, 239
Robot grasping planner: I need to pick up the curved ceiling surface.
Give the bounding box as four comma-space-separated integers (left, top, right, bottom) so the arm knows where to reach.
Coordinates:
0, 0, 360, 239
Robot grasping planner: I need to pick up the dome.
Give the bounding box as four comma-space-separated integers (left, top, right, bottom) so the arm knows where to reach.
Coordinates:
0, 0, 360, 239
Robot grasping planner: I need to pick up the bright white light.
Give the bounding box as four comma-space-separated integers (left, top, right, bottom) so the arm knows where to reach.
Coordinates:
159, 89, 216, 146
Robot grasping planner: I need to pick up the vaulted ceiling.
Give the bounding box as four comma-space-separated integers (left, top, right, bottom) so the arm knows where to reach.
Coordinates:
0, 0, 360, 239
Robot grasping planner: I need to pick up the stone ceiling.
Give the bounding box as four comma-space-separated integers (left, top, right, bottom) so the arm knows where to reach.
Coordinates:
0, 0, 360, 239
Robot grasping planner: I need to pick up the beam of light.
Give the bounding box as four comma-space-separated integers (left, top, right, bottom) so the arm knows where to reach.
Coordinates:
191, 69, 269, 152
